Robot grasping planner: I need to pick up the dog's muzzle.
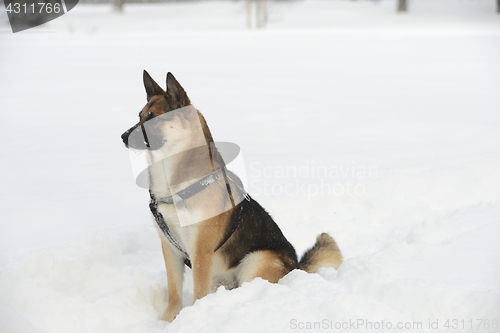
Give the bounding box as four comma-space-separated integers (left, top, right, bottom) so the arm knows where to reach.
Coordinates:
121, 120, 165, 151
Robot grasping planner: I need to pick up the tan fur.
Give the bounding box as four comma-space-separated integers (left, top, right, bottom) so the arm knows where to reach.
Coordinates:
161, 239, 185, 322
238, 250, 288, 284
191, 214, 225, 302
299, 233, 343, 273
156, 187, 240, 316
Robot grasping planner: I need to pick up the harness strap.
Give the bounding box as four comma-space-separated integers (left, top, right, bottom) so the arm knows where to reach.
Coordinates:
155, 169, 222, 204
149, 169, 249, 269
149, 201, 190, 263
214, 202, 245, 253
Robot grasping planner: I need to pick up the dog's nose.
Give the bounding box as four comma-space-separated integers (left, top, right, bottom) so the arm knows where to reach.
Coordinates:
121, 131, 129, 146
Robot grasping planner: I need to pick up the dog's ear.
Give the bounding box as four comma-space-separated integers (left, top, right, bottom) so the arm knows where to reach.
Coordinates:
165, 72, 191, 109
143, 70, 165, 101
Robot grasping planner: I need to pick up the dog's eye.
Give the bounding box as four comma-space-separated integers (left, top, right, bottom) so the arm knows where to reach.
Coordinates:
147, 112, 154, 119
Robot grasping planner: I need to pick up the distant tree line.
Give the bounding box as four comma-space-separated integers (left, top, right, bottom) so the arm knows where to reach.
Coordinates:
70, 0, 500, 17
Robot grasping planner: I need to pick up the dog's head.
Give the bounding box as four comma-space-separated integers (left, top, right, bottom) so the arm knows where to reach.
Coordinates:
121, 71, 195, 151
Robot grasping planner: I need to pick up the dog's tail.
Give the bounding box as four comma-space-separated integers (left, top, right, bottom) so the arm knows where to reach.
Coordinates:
299, 233, 342, 273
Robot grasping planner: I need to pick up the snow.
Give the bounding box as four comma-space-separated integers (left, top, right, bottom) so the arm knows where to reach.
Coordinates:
1, 0, 500, 332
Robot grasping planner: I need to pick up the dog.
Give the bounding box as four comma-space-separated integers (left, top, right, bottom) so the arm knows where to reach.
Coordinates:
121, 71, 343, 322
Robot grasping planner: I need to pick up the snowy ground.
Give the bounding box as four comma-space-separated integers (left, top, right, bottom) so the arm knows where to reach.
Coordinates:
1, 0, 500, 332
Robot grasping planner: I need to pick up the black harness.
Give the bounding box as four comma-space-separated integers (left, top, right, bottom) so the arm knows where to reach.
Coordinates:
149, 169, 248, 268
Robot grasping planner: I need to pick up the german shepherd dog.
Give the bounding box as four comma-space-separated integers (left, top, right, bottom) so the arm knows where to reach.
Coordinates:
121, 71, 342, 322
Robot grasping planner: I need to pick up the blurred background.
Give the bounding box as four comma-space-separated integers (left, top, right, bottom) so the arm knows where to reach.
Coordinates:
1, 0, 499, 31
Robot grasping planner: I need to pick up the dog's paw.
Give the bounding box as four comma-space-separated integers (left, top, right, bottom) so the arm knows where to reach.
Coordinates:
162, 307, 180, 322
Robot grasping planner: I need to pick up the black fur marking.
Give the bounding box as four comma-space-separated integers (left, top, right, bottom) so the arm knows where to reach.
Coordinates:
220, 197, 299, 272
214, 202, 244, 253
298, 240, 320, 270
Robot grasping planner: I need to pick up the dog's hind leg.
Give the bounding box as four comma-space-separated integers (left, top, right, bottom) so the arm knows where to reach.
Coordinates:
236, 250, 292, 285
161, 238, 185, 322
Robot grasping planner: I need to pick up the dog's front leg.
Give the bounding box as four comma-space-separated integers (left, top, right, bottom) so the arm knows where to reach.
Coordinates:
191, 247, 214, 303
161, 238, 185, 322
